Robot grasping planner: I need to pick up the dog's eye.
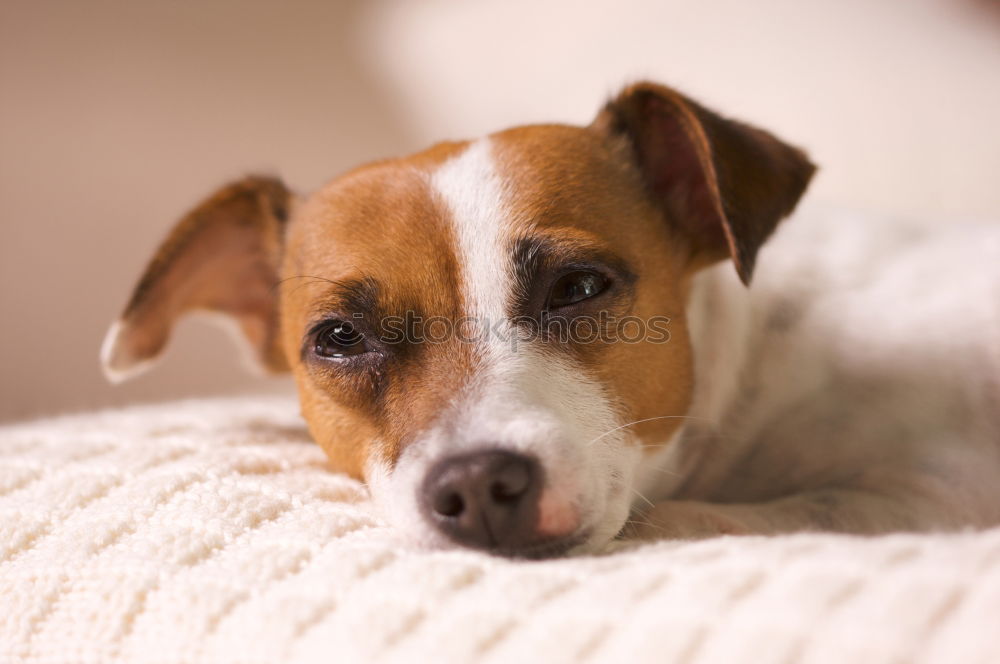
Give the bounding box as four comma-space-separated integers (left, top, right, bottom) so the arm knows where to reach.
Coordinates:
313, 320, 368, 359
547, 271, 607, 309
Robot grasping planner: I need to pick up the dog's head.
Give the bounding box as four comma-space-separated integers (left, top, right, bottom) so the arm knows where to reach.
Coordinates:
102, 82, 814, 557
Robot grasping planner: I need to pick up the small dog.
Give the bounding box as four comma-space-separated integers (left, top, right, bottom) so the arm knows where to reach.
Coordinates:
102, 82, 1000, 557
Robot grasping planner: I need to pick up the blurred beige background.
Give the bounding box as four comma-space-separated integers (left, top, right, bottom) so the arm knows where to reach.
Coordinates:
1, 0, 998, 422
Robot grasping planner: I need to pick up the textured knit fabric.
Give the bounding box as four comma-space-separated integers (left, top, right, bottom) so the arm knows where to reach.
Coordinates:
1, 397, 997, 664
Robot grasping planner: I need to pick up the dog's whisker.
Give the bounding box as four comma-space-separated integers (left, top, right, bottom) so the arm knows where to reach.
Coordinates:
622, 517, 667, 535
635, 465, 683, 477
629, 487, 657, 509
273, 274, 335, 297
586, 414, 711, 447
274, 273, 374, 299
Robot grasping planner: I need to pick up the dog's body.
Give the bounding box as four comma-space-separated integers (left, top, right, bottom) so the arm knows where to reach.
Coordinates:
102, 82, 1000, 557
637, 205, 1000, 538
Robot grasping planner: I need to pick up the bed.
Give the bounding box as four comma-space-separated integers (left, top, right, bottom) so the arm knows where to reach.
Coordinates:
2, 397, 997, 663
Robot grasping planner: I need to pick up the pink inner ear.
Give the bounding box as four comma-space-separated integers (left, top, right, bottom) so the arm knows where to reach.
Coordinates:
633, 94, 731, 260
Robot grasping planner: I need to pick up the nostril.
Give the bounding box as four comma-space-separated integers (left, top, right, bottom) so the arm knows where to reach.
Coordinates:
489, 457, 531, 503
433, 491, 465, 518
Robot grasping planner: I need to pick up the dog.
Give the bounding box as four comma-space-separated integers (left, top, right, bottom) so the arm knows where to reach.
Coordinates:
101, 81, 1000, 557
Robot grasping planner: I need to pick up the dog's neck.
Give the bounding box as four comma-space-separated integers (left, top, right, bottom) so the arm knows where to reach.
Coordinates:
686, 262, 757, 425
634, 261, 755, 501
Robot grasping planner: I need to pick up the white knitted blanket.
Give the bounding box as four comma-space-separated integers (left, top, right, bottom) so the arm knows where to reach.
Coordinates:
1, 398, 997, 664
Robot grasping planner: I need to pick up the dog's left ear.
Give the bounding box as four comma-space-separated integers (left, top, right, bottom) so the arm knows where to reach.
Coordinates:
592, 82, 816, 284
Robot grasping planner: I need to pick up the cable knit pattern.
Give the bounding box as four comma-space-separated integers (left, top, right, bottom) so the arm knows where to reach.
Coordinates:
1, 397, 998, 664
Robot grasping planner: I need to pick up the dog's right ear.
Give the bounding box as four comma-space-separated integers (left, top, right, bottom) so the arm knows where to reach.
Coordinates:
101, 176, 293, 383
592, 82, 815, 285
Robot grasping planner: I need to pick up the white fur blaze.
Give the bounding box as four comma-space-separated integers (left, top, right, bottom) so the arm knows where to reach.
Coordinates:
431, 138, 511, 330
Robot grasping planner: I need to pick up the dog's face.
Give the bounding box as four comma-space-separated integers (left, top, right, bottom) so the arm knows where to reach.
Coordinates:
282, 126, 698, 554
102, 83, 814, 557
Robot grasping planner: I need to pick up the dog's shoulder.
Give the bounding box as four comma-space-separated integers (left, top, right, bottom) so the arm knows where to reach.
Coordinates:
678, 204, 1000, 501
746, 203, 1000, 354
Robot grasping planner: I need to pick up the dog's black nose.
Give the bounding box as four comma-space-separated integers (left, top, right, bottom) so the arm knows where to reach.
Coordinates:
421, 450, 542, 552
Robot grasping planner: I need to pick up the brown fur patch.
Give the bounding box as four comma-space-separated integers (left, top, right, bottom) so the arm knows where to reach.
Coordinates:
280, 142, 475, 478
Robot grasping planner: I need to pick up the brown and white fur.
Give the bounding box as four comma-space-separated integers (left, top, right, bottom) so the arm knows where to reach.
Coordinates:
101, 82, 1000, 557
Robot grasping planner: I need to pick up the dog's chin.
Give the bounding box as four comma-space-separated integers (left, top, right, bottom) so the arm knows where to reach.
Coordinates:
482, 529, 595, 560
393, 505, 628, 560
477, 513, 629, 559
412, 527, 609, 560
